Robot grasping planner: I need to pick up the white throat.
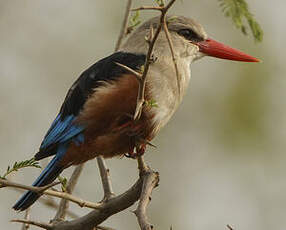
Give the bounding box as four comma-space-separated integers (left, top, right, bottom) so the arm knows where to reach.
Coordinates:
147, 54, 193, 133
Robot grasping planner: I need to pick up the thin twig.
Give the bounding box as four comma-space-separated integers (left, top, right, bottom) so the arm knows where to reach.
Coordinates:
137, 156, 149, 174
40, 196, 79, 219
0, 179, 59, 192
12, 219, 53, 230
0, 179, 102, 209
115, 0, 133, 51
21, 208, 30, 230
96, 157, 115, 201
162, 21, 181, 95
115, 62, 142, 81
10, 187, 78, 218
41, 190, 102, 209
53, 164, 84, 222
132, 6, 163, 11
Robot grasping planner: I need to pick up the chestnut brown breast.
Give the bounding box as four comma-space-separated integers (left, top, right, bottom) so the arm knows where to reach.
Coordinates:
60, 74, 155, 166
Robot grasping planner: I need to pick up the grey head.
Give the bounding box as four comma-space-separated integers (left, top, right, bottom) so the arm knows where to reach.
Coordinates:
120, 15, 208, 62
121, 15, 259, 63
137, 15, 207, 41
120, 15, 259, 132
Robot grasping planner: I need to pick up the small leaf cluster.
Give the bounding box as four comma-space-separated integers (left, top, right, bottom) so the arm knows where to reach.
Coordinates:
0, 158, 41, 179
127, 11, 141, 34
218, 0, 263, 42
58, 175, 68, 192
155, 0, 165, 7
145, 99, 159, 108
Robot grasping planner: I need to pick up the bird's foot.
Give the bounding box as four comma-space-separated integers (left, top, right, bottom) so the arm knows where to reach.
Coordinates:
124, 143, 146, 159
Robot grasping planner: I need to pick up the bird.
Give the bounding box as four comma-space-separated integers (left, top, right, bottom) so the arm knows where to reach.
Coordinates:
13, 15, 259, 211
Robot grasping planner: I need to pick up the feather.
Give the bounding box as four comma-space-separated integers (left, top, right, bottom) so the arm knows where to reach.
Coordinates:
13, 144, 67, 211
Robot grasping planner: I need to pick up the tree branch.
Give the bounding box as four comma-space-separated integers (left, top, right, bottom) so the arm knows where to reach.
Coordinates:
131, 6, 163, 11
21, 208, 30, 230
96, 157, 114, 201
52, 178, 143, 230
0, 179, 102, 209
10, 187, 78, 218
162, 20, 181, 95
12, 219, 53, 230
115, 0, 133, 51
53, 164, 84, 222
0, 179, 59, 192
11, 171, 158, 230
40, 196, 79, 219
134, 168, 159, 230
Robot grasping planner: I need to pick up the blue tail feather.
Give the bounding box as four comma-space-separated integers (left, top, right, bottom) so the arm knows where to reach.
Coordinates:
13, 145, 67, 211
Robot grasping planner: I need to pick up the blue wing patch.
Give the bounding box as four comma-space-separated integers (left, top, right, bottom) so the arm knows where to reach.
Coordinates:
35, 114, 84, 160
41, 114, 84, 149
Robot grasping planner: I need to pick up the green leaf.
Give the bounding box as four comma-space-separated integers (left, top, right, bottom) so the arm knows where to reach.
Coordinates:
167, 16, 178, 23
0, 158, 41, 179
58, 175, 68, 192
139, 65, 145, 73
155, 0, 165, 7
218, 0, 263, 42
145, 99, 159, 108
127, 11, 141, 34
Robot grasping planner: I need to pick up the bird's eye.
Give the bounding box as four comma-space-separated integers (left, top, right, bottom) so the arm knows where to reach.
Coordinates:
178, 29, 202, 42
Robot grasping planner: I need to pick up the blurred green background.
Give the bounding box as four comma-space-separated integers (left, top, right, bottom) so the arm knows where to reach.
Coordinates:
0, 0, 285, 229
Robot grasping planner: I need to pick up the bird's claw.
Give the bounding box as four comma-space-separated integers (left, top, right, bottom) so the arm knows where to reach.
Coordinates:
125, 143, 146, 159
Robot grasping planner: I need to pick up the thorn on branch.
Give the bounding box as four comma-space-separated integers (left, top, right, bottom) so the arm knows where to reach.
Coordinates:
115, 62, 142, 82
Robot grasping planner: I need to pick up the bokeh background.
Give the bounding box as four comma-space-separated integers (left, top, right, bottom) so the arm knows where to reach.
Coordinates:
0, 0, 285, 229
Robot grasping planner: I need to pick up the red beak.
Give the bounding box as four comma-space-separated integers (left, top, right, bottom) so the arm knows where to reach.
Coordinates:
196, 38, 260, 62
